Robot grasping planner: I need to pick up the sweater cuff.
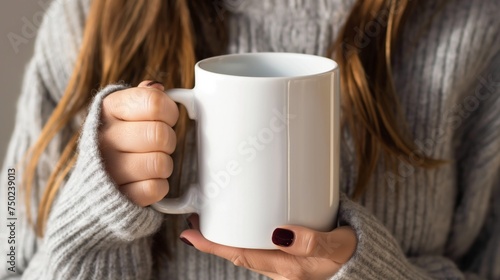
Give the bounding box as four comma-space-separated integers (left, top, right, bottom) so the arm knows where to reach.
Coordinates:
330, 193, 462, 280
46, 84, 163, 247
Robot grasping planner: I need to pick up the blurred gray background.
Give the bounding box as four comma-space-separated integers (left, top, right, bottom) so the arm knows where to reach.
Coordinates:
1, 1, 43, 162
1, 0, 45, 268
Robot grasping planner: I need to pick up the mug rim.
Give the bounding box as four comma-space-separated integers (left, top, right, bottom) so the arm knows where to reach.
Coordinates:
195, 52, 338, 80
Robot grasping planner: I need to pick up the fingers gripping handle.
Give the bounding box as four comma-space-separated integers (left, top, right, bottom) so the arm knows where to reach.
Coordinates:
151, 88, 199, 214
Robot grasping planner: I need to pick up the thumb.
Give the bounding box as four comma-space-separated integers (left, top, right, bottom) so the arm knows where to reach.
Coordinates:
271, 225, 356, 263
138, 80, 164, 91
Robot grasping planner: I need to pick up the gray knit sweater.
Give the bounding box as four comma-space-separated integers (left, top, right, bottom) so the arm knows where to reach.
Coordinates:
1, 0, 499, 279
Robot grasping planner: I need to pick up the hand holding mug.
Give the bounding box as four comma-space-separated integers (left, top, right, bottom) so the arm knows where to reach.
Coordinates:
99, 80, 178, 206
181, 214, 357, 279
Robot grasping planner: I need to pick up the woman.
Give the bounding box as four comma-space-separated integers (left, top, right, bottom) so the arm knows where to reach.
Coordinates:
1, 0, 499, 279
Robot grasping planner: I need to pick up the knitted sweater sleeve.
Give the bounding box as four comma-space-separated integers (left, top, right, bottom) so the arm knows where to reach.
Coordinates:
0, 80, 164, 280
331, 53, 500, 280
24, 85, 164, 280
0, 0, 163, 279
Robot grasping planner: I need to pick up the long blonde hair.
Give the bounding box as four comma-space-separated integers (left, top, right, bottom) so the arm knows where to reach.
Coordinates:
330, 0, 442, 197
23, 0, 439, 252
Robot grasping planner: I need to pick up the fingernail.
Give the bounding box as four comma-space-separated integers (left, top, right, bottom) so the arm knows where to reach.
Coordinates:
272, 228, 294, 247
146, 80, 163, 87
180, 237, 193, 247
186, 219, 193, 229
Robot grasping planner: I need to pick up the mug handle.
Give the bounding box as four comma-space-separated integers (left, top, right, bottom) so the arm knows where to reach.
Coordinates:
151, 89, 199, 214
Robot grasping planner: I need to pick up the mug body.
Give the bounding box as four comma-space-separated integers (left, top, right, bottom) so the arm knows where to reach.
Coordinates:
191, 53, 340, 249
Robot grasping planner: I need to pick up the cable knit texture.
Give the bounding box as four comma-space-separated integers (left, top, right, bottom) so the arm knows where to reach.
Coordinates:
0, 0, 499, 279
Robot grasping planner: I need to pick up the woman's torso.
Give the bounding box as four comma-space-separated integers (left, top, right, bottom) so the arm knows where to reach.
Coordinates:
34, 0, 499, 279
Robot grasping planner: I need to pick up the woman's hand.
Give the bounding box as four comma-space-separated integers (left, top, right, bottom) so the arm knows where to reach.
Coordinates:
181, 215, 357, 280
99, 80, 179, 206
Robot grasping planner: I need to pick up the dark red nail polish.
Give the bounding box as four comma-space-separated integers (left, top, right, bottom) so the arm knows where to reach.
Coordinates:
146, 80, 163, 87
272, 228, 294, 247
180, 237, 193, 247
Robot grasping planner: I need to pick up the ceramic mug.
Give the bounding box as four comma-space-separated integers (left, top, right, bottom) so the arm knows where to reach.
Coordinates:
152, 52, 340, 249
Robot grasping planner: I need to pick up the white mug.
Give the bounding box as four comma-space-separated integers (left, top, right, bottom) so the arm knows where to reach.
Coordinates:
152, 52, 340, 249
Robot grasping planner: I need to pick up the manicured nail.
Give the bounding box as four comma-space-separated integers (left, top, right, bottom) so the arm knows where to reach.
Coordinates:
272, 228, 294, 247
146, 80, 163, 87
180, 237, 193, 247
